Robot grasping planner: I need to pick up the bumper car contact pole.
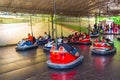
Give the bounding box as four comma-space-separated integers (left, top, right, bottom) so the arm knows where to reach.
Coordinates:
30, 14, 33, 36
53, 0, 58, 48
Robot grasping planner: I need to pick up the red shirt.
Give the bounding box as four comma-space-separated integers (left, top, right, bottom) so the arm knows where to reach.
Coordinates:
28, 35, 33, 43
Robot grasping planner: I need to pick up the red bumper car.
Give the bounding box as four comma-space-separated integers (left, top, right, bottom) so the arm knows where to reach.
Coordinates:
91, 42, 116, 55
70, 36, 92, 45
47, 46, 84, 69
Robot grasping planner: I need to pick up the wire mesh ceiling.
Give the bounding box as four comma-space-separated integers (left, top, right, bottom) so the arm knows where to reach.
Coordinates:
0, 0, 119, 17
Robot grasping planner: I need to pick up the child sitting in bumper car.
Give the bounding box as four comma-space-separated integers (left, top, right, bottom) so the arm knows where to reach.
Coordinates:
60, 38, 80, 57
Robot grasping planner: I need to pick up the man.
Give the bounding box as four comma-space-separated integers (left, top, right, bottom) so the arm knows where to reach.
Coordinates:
18, 33, 33, 46
27, 33, 34, 43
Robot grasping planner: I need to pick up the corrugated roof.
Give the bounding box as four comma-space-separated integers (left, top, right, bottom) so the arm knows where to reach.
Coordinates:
0, 0, 119, 16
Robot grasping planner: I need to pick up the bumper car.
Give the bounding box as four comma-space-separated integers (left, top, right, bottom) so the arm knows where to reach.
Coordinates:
43, 39, 63, 52
37, 36, 52, 45
47, 46, 84, 69
16, 42, 38, 51
78, 38, 92, 45
91, 42, 116, 55
70, 37, 92, 45
43, 41, 54, 52
90, 33, 99, 38
37, 39, 48, 45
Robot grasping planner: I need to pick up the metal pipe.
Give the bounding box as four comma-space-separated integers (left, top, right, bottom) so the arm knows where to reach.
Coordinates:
88, 16, 90, 25
53, 0, 57, 38
61, 16, 63, 37
95, 13, 97, 23
79, 16, 81, 33
30, 14, 33, 36
53, 0, 58, 47
48, 17, 50, 36
51, 15, 54, 39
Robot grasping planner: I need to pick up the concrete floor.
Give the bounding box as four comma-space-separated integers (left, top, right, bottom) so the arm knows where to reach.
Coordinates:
0, 35, 120, 80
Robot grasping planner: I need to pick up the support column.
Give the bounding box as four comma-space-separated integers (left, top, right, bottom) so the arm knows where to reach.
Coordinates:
79, 16, 81, 33
51, 15, 54, 39
95, 13, 97, 24
61, 16, 63, 37
48, 17, 50, 36
30, 14, 33, 36
53, 0, 57, 47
